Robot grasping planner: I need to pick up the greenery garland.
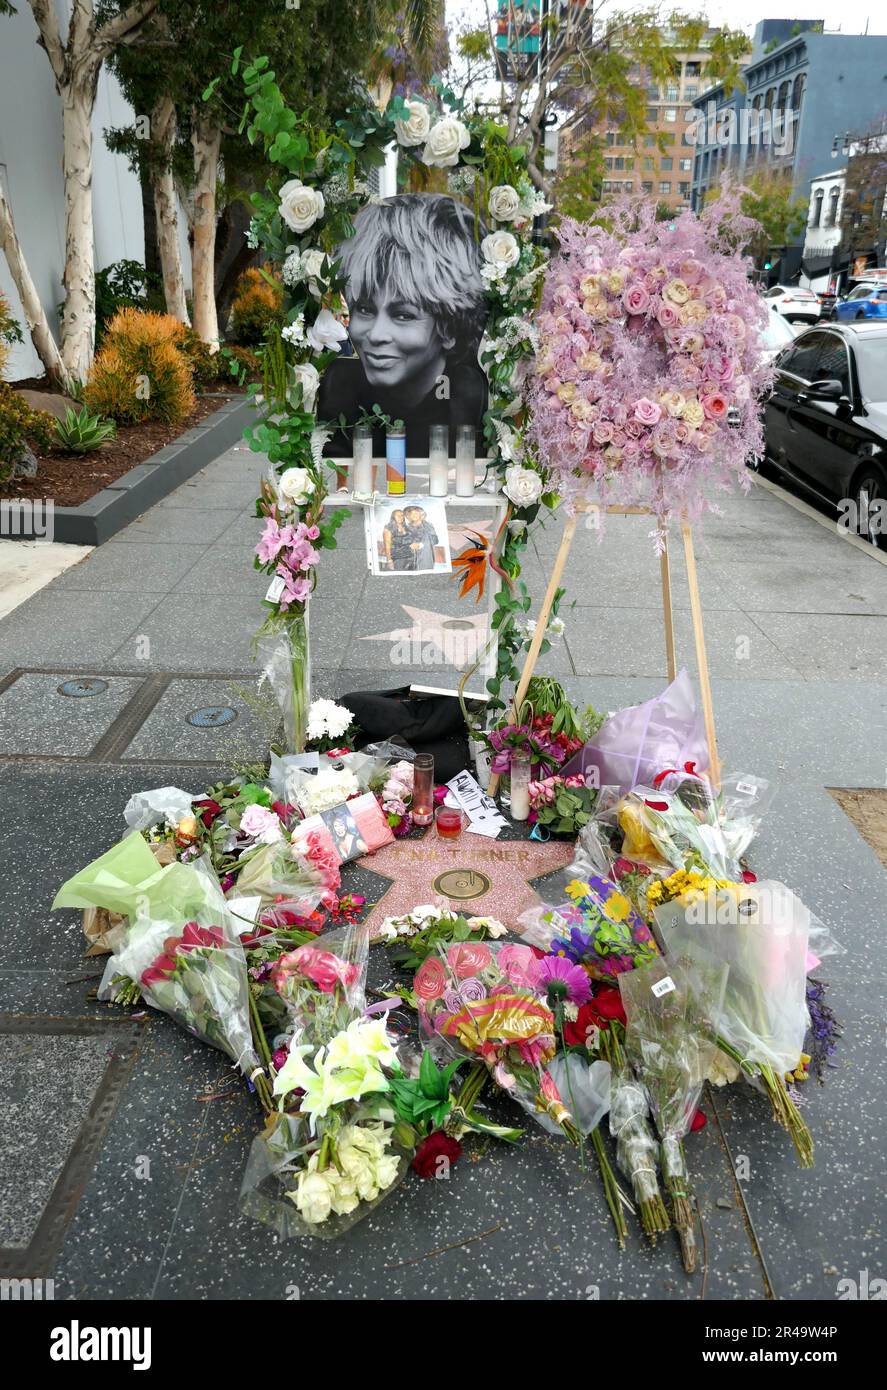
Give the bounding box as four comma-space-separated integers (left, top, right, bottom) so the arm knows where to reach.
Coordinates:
231, 54, 565, 728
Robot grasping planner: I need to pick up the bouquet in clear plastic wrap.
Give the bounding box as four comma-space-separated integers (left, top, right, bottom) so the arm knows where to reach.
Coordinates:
600, 1024, 670, 1243
242, 921, 412, 1238
614, 772, 773, 882
518, 873, 660, 979
654, 879, 814, 1165
89, 855, 271, 1107
415, 941, 579, 1141
619, 956, 727, 1271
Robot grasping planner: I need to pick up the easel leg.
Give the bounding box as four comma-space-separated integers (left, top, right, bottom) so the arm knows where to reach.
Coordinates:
681, 525, 721, 788
487, 512, 579, 796
659, 536, 677, 683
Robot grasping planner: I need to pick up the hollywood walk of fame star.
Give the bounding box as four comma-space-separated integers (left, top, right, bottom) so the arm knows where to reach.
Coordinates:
359, 604, 489, 670
355, 832, 577, 937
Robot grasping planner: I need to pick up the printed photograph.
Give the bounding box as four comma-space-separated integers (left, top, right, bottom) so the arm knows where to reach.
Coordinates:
367, 497, 452, 576
318, 804, 368, 863
317, 193, 489, 457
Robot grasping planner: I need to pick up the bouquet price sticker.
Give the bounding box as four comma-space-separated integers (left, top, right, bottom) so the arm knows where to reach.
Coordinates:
651, 976, 676, 998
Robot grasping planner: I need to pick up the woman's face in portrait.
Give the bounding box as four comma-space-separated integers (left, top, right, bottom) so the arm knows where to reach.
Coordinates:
349, 288, 451, 397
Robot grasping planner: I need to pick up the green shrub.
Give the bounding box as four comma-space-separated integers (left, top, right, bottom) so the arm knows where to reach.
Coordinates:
0, 383, 54, 483
94, 260, 164, 345
229, 266, 283, 346
84, 308, 195, 426
55, 405, 117, 453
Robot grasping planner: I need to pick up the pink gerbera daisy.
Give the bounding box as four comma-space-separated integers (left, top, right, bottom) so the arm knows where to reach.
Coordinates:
532, 953, 592, 1006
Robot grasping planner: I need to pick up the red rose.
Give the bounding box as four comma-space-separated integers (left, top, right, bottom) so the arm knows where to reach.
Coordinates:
414, 956, 447, 1002
690, 1108, 707, 1132
741, 869, 757, 884
193, 798, 223, 827
448, 942, 492, 979
412, 1131, 462, 1179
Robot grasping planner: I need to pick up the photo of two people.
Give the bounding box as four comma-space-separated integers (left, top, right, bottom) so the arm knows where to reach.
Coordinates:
368, 498, 452, 576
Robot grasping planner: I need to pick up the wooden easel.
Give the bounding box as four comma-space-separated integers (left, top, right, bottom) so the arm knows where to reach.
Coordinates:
486, 504, 721, 796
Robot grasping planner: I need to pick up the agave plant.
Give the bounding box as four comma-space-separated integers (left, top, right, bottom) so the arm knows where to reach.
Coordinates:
55, 406, 116, 453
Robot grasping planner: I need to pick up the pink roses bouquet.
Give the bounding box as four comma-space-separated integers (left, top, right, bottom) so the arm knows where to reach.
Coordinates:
271, 926, 369, 1051
529, 189, 772, 531
415, 941, 579, 1140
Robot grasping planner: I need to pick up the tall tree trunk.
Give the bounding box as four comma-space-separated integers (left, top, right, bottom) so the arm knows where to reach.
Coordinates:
59, 58, 101, 381
152, 94, 189, 323
140, 164, 161, 284
190, 110, 221, 349
0, 180, 73, 392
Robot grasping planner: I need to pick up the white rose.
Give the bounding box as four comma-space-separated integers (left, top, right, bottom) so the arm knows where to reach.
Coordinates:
503, 464, 543, 509
278, 179, 325, 234
488, 184, 521, 222
307, 307, 349, 353
287, 362, 320, 413
300, 247, 327, 297
294, 1170, 332, 1224
421, 116, 470, 168
394, 98, 431, 147
481, 230, 520, 270
277, 466, 313, 506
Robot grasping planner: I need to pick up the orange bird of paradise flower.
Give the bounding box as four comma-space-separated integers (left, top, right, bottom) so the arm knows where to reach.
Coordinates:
451, 514, 511, 604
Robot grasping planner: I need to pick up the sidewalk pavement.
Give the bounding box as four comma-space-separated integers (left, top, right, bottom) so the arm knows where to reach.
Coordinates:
1, 441, 885, 1299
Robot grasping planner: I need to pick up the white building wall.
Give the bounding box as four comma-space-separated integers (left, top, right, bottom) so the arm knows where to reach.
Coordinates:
0, 3, 148, 381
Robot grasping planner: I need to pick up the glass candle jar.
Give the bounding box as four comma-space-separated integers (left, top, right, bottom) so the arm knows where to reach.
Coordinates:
509, 751, 531, 822
428, 423, 449, 497
352, 424, 374, 497
386, 424, 406, 495
455, 424, 476, 497
411, 753, 435, 826
435, 806, 465, 839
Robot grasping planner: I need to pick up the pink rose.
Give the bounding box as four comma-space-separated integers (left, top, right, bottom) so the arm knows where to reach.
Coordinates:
702, 393, 729, 421
633, 398, 662, 427
592, 419, 614, 445
656, 301, 680, 329
622, 283, 650, 315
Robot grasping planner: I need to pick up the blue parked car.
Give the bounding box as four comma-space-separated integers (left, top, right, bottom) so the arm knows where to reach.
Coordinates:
834, 283, 887, 321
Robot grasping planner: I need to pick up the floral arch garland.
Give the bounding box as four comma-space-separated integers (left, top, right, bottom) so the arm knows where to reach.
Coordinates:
235, 56, 558, 749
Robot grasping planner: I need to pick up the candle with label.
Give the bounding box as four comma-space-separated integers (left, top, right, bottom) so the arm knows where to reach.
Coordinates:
428, 424, 448, 497
455, 424, 476, 497
386, 422, 406, 496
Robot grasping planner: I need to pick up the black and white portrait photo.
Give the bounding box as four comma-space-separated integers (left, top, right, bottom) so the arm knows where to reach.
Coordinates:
317, 193, 488, 457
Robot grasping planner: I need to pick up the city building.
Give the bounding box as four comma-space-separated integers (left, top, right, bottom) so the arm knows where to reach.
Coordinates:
690, 19, 887, 278
592, 32, 719, 212
800, 127, 887, 292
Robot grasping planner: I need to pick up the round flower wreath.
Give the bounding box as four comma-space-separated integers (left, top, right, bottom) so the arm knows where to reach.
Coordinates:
529, 192, 772, 533
234, 57, 560, 733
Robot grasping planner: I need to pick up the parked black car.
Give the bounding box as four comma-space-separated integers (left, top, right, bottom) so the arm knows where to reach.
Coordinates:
761, 322, 887, 548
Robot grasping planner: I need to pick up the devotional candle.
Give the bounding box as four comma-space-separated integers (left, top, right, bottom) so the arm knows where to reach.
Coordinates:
428, 424, 449, 497
435, 806, 464, 839
352, 423, 374, 497
412, 753, 434, 826
386, 422, 406, 495
509, 751, 531, 822
455, 424, 476, 497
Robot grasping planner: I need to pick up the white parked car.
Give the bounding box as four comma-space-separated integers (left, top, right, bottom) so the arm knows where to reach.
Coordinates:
762, 306, 800, 361
763, 283, 821, 323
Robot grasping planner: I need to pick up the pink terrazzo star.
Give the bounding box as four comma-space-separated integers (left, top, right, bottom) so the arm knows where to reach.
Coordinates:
356, 832, 577, 937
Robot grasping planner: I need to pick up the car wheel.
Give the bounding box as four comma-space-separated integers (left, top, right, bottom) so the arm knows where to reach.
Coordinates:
853, 466, 887, 550
856, 310, 866, 320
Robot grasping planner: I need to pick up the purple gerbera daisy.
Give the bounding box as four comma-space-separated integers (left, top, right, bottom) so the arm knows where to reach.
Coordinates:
532, 953, 592, 1006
